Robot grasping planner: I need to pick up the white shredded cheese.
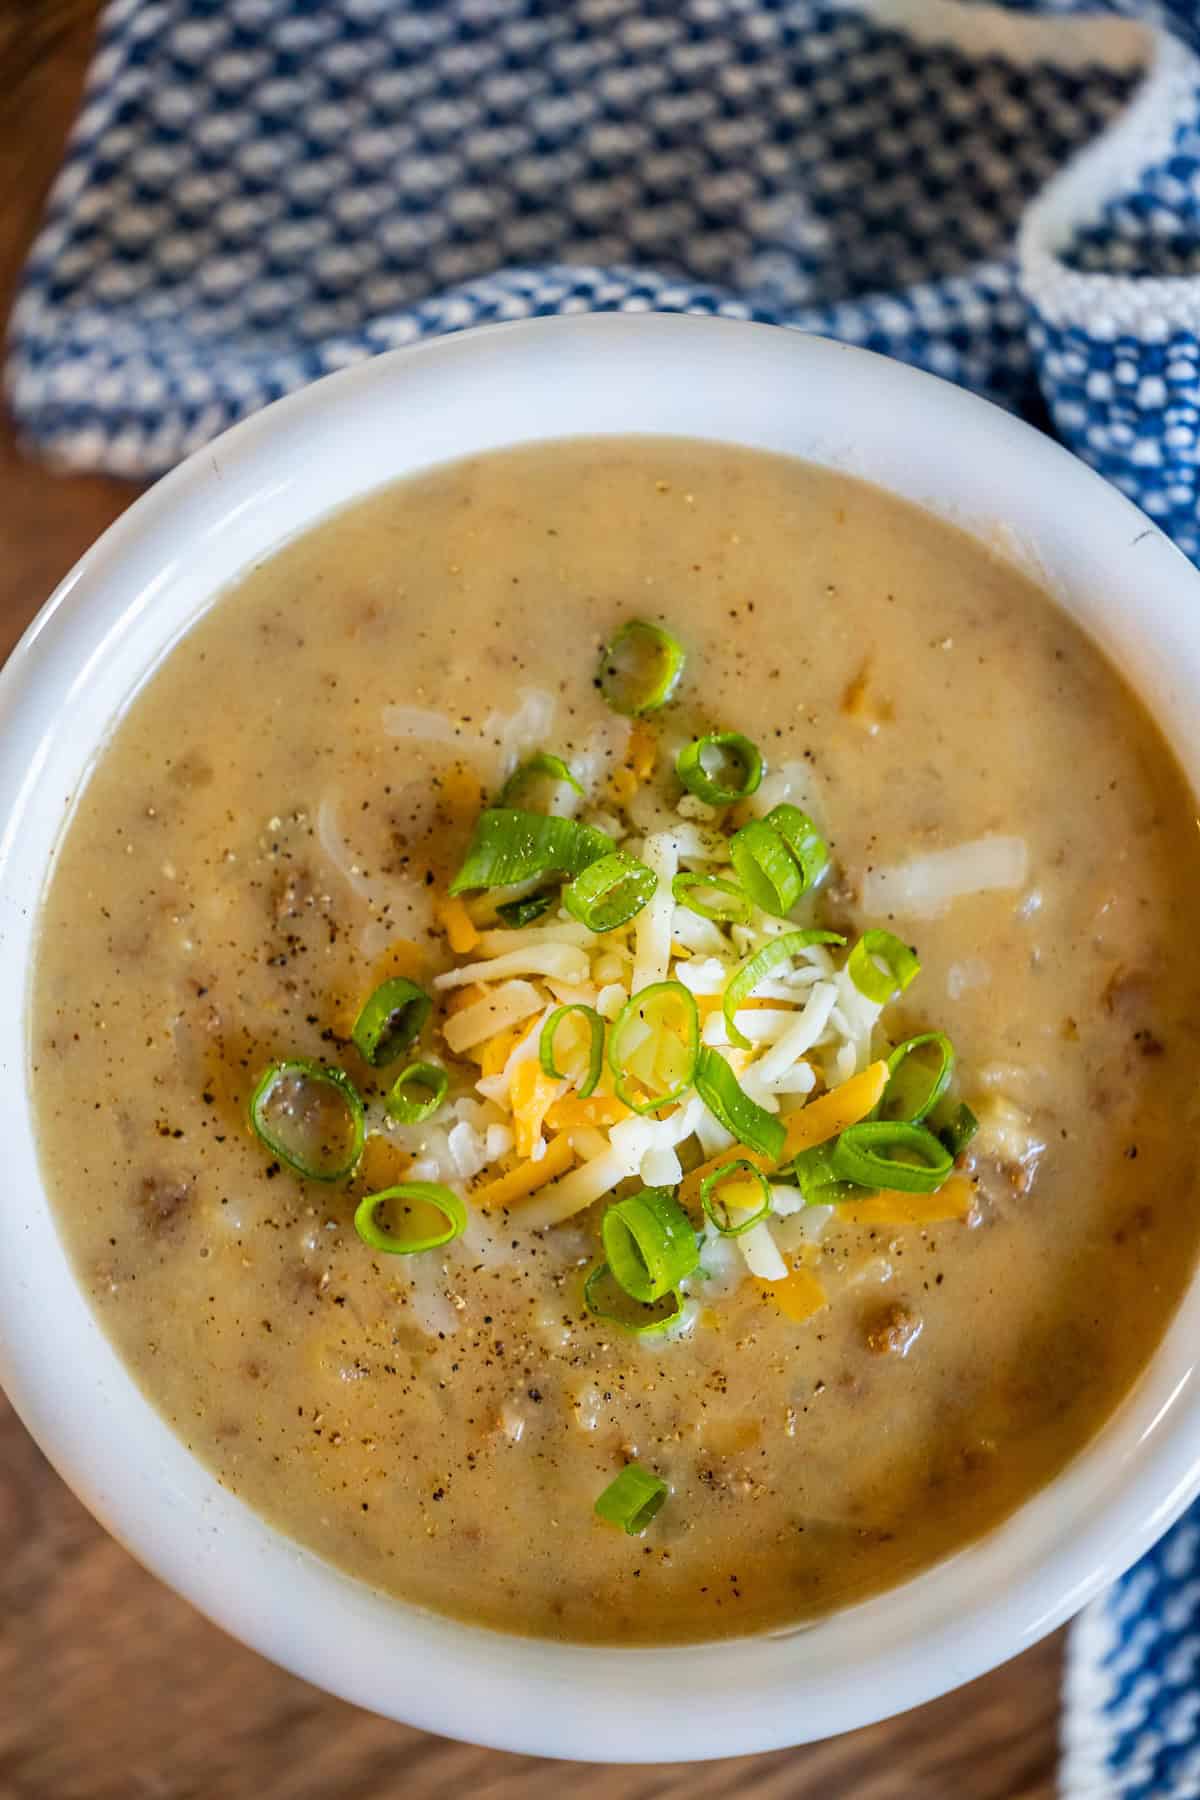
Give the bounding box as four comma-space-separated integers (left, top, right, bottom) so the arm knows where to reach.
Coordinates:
737, 1220, 789, 1282
631, 832, 679, 993
641, 1145, 683, 1187
446, 1120, 491, 1181
694, 1109, 737, 1157
592, 950, 628, 984
669, 910, 728, 956
596, 982, 628, 1021
485, 1124, 514, 1161
674, 956, 728, 996
569, 1126, 611, 1162
702, 1008, 803, 1048
751, 981, 839, 1084
434, 945, 589, 990
443, 980, 543, 1054
474, 921, 598, 956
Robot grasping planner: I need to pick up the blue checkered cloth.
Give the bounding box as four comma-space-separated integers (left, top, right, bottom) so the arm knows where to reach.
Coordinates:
8, 0, 1200, 1788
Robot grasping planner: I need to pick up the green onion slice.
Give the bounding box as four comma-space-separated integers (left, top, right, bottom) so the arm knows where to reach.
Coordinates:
723, 930, 846, 1051
539, 1004, 604, 1098
351, 977, 431, 1068
354, 1181, 467, 1254
676, 731, 764, 806
249, 1059, 365, 1182
847, 929, 921, 1005
497, 751, 583, 811
583, 1260, 685, 1335
495, 892, 554, 928
831, 1121, 953, 1194
385, 1061, 449, 1125
594, 1463, 669, 1535
602, 1186, 699, 1303
790, 1140, 872, 1206
608, 980, 700, 1114
563, 850, 657, 932
880, 1032, 954, 1124
729, 818, 803, 918
700, 1159, 773, 1236
671, 871, 752, 926
931, 1098, 979, 1159
694, 1046, 786, 1161
764, 805, 829, 894
596, 619, 686, 716
450, 809, 613, 895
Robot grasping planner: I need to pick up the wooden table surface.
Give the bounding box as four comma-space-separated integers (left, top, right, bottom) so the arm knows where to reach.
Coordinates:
0, 5, 1063, 1794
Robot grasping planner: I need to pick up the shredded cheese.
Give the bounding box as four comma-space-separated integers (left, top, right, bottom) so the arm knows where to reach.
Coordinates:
434, 945, 589, 990
836, 1175, 975, 1227
442, 980, 543, 1054
758, 1266, 829, 1323
737, 1220, 788, 1282
679, 1061, 889, 1207
435, 894, 480, 955
631, 832, 679, 993
510, 1060, 563, 1158
544, 1094, 630, 1130
471, 1133, 577, 1210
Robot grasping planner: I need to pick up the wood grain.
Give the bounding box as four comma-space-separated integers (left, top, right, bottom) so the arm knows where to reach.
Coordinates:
0, 4, 1063, 1793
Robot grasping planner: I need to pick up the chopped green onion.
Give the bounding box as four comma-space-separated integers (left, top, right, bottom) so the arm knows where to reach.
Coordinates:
495, 892, 554, 928
594, 1463, 669, 1535
608, 981, 699, 1115
583, 1260, 684, 1335
723, 930, 846, 1051
729, 818, 803, 917
831, 1121, 953, 1194
694, 1047, 786, 1161
700, 1159, 773, 1235
385, 1061, 449, 1124
450, 808, 613, 895
563, 850, 657, 932
602, 1186, 699, 1302
497, 751, 583, 811
539, 1004, 604, 1098
671, 871, 752, 926
249, 1059, 365, 1182
880, 1033, 954, 1124
790, 1140, 871, 1206
848, 930, 921, 1005
354, 1181, 466, 1254
931, 1098, 979, 1159
676, 732, 764, 806
596, 619, 686, 716
351, 977, 431, 1068
764, 805, 829, 894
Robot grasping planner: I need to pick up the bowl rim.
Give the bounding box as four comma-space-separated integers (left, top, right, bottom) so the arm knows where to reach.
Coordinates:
3, 312, 1200, 1762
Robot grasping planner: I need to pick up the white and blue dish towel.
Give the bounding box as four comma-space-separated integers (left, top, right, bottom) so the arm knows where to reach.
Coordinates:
8, 1, 1200, 1790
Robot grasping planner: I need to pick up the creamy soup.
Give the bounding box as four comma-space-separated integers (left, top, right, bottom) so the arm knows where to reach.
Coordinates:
32, 439, 1200, 1644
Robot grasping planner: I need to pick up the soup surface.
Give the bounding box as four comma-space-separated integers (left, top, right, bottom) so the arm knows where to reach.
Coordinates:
33, 438, 1200, 1644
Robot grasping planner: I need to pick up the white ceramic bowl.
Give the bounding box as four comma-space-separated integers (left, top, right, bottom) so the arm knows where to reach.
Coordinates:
2, 315, 1200, 1762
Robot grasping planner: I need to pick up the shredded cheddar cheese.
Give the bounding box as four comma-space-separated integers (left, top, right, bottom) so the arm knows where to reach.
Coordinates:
758, 1266, 828, 1323
836, 1175, 974, 1228
436, 894, 480, 956
471, 1133, 577, 1210
544, 1093, 630, 1130
510, 1059, 563, 1157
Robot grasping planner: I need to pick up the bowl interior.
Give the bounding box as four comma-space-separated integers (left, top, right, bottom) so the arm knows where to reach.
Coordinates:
2, 315, 1199, 1761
